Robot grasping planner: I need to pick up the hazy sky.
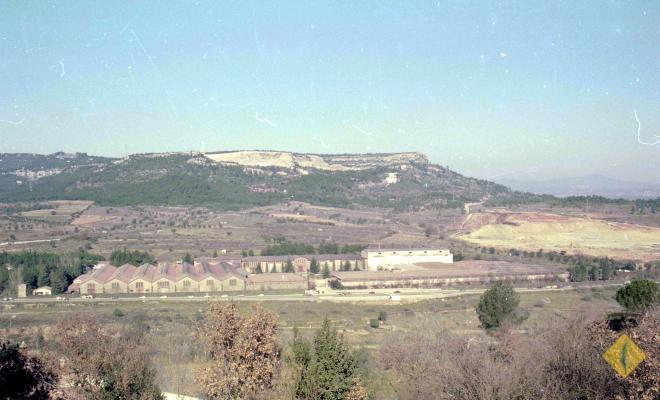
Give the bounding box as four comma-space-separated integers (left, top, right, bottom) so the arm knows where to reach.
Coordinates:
1, 1, 659, 181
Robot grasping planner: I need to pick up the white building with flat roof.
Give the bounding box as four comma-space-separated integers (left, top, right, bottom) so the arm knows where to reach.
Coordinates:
361, 247, 453, 271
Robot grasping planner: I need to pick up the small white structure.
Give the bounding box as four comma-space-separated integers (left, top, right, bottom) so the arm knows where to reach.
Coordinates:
384, 172, 399, 185
33, 286, 52, 296
389, 293, 401, 302
17, 283, 27, 298
361, 247, 453, 271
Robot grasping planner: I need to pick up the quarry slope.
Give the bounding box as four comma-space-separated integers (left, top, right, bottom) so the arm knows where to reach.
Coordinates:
456, 211, 660, 261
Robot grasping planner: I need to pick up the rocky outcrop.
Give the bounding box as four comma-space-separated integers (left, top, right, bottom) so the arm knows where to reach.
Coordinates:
205, 150, 427, 171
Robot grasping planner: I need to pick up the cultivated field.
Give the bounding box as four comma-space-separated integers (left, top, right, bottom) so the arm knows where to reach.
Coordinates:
456, 211, 660, 261
2, 200, 454, 259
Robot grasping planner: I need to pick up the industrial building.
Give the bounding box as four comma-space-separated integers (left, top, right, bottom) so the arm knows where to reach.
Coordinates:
361, 247, 453, 270
331, 260, 569, 289
67, 247, 455, 295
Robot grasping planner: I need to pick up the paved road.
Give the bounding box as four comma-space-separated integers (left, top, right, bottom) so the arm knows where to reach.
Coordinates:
4, 282, 626, 305
0, 238, 63, 247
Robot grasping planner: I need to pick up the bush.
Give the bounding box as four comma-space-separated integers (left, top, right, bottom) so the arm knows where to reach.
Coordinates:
378, 311, 387, 322
112, 308, 125, 317
0, 341, 56, 399
329, 280, 343, 290
369, 319, 380, 329
616, 279, 659, 313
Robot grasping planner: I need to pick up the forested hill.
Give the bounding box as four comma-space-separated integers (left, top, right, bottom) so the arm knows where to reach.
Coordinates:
0, 151, 546, 210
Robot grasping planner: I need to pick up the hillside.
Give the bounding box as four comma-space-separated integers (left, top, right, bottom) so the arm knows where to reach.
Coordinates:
0, 151, 538, 210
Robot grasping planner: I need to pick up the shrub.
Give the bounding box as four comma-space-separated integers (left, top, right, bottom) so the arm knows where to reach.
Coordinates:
329, 280, 343, 290
369, 319, 380, 329
0, 341, 56, 400
112, 308, 125, 317
616, 279, 659, 313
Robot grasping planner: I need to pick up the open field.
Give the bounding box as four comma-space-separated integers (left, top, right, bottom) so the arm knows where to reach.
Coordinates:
20, 200, 93, 223
0, 285, 623, 395
456, 211, 660, 261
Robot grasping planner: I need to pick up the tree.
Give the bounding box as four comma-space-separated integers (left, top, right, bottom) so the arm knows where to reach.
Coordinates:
342, 261, 351, 271
36, 268, 50, 288
197, 303, 279, 400
284, 259, 294, 273
378, 311, 387, 322
310, 258, 319, 274
294, 319, 358, 400
255, 263, 263, 274
616, 279, 659, 313
569, 262, 588, 282
322, 264, 331, 279
183, 253, 193, 263
0, 341, 56, 400
212, 250, 218, 257
476, 281, 521, 330
49, 269, 69, 294
110, 249, 154, 266
52, 314, 161, 400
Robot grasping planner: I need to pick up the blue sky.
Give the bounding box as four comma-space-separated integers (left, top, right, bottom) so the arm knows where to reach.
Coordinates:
1, 1, 659, 181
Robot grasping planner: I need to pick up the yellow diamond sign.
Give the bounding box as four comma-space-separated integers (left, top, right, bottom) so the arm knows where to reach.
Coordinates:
603, 334, 646, 378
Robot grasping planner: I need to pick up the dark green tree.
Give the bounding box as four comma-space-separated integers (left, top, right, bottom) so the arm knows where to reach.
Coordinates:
50, 269, 69, 294
36, 268, 50, 288
109, 249, 154, 266
476, 281, 521, 330
294, 319, 357, 400
616, 279, 659, 313
255, 263, 263, 274
183, 253, 193, 263
342, 261, 351, 271
310, 258, 319, 274
284, 259, 295, 273
322, 264, 331, 279
569, 262, 588, 282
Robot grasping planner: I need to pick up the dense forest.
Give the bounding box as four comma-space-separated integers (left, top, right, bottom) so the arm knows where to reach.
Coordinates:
260, 241, 366, 256
0, 250, 104, 295
109, 249, 155, 267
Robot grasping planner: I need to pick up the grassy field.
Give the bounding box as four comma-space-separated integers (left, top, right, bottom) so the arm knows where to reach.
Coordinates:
20, 200, 93, 223
456, 211, 660, 261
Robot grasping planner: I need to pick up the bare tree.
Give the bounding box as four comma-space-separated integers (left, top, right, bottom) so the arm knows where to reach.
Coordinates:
50, 314, 162, 400
197, 302, 279, 400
